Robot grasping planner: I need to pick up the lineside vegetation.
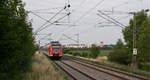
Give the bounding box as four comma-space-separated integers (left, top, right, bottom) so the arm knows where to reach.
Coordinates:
108, 10, 150, 71
0, 0, 35, 80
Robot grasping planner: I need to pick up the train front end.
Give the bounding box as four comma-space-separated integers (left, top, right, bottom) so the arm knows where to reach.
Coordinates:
49, 41, 63, 59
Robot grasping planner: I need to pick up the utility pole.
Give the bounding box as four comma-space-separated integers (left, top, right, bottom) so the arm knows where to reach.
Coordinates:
75, 33, 79, 47
67, 0, 71, 23
129, 9, 149, 70
77, 33, 80, 47
131, 12, 137, 69
39, 40, 41, 53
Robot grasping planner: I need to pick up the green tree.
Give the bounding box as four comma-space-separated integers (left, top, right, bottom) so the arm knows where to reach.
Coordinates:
122, 10, 150, 64
115, 39, 124, 49
0, 0, 35, 80
138, 16, 150, 62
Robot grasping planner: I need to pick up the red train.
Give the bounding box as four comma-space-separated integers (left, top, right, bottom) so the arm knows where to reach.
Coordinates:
48, 41, 63, 59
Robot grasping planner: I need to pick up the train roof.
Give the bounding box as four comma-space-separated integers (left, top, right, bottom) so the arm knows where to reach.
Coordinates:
50, 41, 59, 43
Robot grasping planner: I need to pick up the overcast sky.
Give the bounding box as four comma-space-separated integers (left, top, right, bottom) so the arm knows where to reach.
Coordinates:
23, 0, 150, 46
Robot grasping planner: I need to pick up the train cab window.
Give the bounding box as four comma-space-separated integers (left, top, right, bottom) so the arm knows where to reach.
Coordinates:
52, 46, 60, 52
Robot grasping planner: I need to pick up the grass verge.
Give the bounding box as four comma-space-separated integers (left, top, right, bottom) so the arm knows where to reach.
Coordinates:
23, 51, 65, 80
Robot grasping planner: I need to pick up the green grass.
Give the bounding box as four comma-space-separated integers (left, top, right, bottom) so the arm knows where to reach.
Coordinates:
64, 77, 68, 80
99, 50, 112, 56
70, 50, 112, 57
24, 52, 65, 80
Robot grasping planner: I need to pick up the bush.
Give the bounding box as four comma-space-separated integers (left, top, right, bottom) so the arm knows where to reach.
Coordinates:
63, 48, 70, 54
82, 52, 88, 57
108, 39, 131, 65
74, 52, 81, 56
68, 51, 73, 55
90, 44, 100, 58
108, 49, 129, 64
138, 63, 150, 72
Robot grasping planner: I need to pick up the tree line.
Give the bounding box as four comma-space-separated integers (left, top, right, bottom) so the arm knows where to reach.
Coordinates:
108, 10, 150, 71
0, 0, 35, 80
63, 44, 101, 58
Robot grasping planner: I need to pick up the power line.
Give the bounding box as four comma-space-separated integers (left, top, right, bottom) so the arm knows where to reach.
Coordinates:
35, 0, 106, 43
101, 10, 129, 15
112, 1, 129, 9
63, 34, 78, 43
73, 0, 88, 11
73, 0, 105, 25
39, 33, 52, 40
29, 11, 52, 24
35, 34, 52, 35
37, 13, 71, 41
54, 0, 88, 39
30, 11, 71, 38
36, 1, 72, 41
30, 7, 63, 11
97, 13, 124, 28
98, 10, 126, 27
37, 12, 71, 33
35, 6, 67, 33
62, 0, 106, 41
31, 11, 68, 14
97, 10, 126, 28
57, 0, 105, 41
38, 27, 58, 41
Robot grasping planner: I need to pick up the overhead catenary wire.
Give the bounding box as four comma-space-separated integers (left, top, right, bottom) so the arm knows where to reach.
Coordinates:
31, 11, 68, 14
37, 12, 71, 33
73, 0, 105, 25
97, 10, 126, 28
40, 33, 53, 40
36, 1, 72, 41
35, 6, 67, 34
35, 34, 53, 35
61, 1, 127, 38
54, 0, 89, 39
30, 6, 68, 40
98, 10, 126, 27
77, 0, 88, 8
30, 11, 52, 25
101, 10, 130, 15
63, 34, 78, 43
38, 27, 58, 40
97, 13, 124, 28
112, 1, 129, 9
32, 0, 145, 46
35, 0, 118, 44
57, 0, 105, 40
30, 7, 63, 12
59, 0, 105, 40
37, 12, 71, 41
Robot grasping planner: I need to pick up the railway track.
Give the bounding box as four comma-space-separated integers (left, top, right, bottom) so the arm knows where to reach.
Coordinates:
44, 53, 95, 80
65, 55, 150, 80
54, 61, 96, 80
69, 60, 149, 80
44, 53, 150, 80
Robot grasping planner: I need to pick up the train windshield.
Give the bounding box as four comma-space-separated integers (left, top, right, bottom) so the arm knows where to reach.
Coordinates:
52, 46, 60, 52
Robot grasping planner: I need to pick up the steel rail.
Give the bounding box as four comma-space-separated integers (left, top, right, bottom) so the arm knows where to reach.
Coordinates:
61, 61, 96, 80
67, 56, 150, 80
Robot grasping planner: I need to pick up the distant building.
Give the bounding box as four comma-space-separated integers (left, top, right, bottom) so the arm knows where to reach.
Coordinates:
63, 44, 87, 48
